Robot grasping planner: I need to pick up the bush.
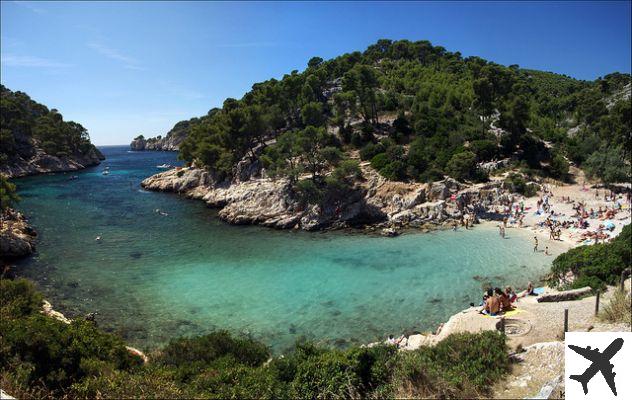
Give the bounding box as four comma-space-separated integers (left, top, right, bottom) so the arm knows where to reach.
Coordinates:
0, 315, 141, 391
1, 277, 512, 399
359, 142, 385, 161
549, 225, 631, 290
157, 330, 270, 370
504, 173, 538, 197
393, 331, 508, 398
0, 278, 42, 319
600, 290, 632, 324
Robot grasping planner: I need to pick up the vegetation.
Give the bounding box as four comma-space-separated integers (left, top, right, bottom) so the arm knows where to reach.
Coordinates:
0, 85, 102, 166
1, 278, 511, 399
170, 39, 629, 205
600, 290, 632, 324
0, 175, 20, 211
549, 224, 631, 290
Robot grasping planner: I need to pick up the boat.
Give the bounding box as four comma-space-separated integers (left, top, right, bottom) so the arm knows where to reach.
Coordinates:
102, 170, 109, 175
156, 164, 172, 169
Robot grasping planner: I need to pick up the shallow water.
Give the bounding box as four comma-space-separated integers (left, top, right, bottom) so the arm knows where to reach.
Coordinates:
14, 146, 558, 352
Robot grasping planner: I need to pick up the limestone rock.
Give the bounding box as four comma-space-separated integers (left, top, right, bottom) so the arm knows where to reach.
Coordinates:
537, 287, 592, 302
0, 209, 37, 259
0, 146, 104, 178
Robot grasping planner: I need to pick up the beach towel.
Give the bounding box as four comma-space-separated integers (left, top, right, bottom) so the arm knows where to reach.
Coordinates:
533, 287, 545, 295
482, 308, 523, 318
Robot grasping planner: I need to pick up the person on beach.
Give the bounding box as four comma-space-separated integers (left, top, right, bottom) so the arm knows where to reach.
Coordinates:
505, 286, 517, 303
496, 287, 513, 311
519, 282, 535, 298
545, 246, 550, 256
387, 334, 405, 347
482, 289, 500, 316
533, 236, 538, 252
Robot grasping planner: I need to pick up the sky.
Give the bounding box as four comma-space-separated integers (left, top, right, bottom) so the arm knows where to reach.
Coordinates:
1, 1, 630, 145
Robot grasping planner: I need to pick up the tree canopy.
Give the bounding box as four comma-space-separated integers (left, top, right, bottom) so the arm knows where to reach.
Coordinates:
1, 85, 101, 166
170, 40, 629, 190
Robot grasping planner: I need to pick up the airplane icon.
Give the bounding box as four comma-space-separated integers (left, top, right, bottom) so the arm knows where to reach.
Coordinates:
568, 338, 624, 396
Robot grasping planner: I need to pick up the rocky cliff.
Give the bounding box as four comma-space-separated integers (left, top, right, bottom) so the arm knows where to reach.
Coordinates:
141, 163, 509, 232
0, 209, 37, 259
130, 118, 197, 151
130, 135, 182, 151
0, 85, 105, 178
0, 141, 104, 178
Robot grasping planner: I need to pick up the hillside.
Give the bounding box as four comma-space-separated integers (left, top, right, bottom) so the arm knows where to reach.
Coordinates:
130, 117, 200, 151
142, 39, 630, 231
157, 40, 629, 186
0, 85, 104, 178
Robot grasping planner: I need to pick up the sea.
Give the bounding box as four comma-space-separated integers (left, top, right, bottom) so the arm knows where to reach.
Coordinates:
12, 145, 559, 353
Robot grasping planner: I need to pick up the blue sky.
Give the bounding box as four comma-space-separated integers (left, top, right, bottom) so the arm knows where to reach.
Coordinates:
1, 1, 630, 145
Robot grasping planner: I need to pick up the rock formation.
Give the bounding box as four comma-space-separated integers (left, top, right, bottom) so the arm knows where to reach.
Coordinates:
129, 118, 197, 151
141, 161, 510, 232
0, 209, 37, 258
0, 144, 104, 178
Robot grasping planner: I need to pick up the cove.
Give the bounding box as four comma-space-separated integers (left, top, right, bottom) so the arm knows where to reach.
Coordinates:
13, 146, 559, 353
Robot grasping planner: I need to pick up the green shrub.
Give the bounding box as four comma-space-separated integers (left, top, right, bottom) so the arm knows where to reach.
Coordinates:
549, 224, 631, 290
70, 366, 186, 399
157, 331, 270, 370
504, 173, 538, 197
0, 278, 42, 319
1, 277, 512, 399
0, 315, 141, 391
0, 176, 21, 211
394, 331, 508, 398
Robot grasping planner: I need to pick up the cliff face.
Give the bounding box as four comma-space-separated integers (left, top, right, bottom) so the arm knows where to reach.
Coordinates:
0, 209, 37, 259
0, 85, 105, 178
141, 163, 506, 232
130, 135, 183, 151
0, 139, 104, 178
130, 118, 197, 151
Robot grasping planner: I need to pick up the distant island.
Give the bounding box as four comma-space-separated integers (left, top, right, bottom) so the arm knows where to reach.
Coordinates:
0, 85, 104, 178
129, 118, 198, 151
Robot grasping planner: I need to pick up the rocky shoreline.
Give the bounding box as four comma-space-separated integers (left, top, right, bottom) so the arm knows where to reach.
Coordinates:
130, 135, 181, 151
141, 164, 514, 232
0, 209, 37, 259
0, 146, 104, 178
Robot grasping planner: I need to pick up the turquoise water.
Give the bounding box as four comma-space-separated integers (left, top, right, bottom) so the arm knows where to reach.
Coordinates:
14, 146, 557, 353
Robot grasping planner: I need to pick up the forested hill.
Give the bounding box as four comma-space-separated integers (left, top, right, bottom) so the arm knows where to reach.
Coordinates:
0, 85, 104, 178
167, 39, 629, 200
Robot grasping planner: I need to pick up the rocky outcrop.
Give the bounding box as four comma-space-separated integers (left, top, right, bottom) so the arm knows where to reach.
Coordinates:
0, 145, 104, 178
141, 162, 506, 231
537, 287, 592, 303
130, 118, 196, 151
0, 209, 37, 259
130, 135, 183, 151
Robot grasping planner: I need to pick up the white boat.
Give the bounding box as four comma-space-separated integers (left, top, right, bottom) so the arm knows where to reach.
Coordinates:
156, 164, 172, 169
102, 170, 109, 175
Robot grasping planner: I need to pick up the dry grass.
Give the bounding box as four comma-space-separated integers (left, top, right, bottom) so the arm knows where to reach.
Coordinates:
600, 289, 632, 324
